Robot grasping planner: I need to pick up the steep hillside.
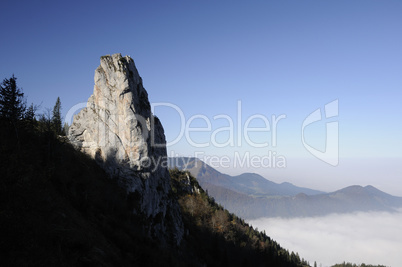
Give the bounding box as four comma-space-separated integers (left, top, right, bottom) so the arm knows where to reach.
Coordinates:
0, 53, 311, 266
0, 121, 310, 266
169, 168, 310, 266
0, 120, 179, 266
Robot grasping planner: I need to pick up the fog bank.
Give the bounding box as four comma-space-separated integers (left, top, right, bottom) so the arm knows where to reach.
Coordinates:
249, 210, 402, 267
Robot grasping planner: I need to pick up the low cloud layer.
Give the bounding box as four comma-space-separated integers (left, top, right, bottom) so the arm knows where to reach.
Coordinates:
249, 210, 402, 267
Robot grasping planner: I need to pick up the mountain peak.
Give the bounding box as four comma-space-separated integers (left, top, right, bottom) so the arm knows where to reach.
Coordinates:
337, 185, 364, 192
68, 54, 183, 244
336, 185, 388, 196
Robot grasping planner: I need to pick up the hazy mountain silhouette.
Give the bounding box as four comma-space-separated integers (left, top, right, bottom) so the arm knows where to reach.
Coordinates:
169, 157, 402, 219
168, 157, 324, 197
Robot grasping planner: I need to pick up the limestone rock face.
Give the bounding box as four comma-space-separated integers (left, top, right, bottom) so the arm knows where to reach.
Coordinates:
69, 53, 183, 245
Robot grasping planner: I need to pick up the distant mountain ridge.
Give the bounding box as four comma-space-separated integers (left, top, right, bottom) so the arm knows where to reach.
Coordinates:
168, 157, 324, 197
169, 157, 402, 219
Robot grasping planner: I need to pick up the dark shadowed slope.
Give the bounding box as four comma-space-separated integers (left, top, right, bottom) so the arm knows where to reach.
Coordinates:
0, 120, 310, 266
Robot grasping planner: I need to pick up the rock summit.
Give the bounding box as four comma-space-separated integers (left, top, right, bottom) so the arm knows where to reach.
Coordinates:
69, 53, 183, 244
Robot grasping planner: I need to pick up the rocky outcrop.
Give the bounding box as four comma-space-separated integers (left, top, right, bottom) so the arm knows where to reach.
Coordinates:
68, 53, 183, 245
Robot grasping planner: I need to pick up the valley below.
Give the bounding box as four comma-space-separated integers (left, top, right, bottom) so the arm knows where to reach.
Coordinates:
249, 209, 402, 267
171, 157, 402, 266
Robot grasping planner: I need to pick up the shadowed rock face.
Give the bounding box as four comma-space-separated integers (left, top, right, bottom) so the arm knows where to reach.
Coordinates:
69, 53, 183, 245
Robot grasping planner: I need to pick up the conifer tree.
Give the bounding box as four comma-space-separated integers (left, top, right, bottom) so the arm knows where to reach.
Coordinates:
52, 97, 62, 135
0, 75, 25, 121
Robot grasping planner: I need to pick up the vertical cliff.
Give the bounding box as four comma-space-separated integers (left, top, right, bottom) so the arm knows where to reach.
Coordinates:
68, 53, 183, 245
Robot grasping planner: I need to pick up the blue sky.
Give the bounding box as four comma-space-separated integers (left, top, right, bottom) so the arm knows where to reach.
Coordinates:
1, 0, 401, 193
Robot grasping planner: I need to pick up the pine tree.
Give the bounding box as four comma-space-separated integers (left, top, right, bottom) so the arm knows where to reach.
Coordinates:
25, 103, 40, 122
25, 103, 36, 122
24, 103, 39, 130
52, 97, 62, 135
0, 75, 25, 122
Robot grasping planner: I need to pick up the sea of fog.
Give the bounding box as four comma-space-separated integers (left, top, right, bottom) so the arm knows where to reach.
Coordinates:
249, 210, 402, 267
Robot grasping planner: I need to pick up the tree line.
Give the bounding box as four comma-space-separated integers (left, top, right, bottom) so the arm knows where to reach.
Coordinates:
0, 75, 68, 137
170, 168, 311, 266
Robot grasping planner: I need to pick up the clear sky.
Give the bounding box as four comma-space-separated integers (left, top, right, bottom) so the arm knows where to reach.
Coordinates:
1, 0, 401, 194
